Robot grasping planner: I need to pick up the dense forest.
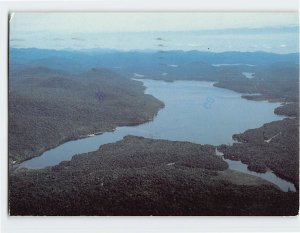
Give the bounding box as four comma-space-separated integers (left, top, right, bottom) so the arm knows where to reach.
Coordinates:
9, 67, 164, 165
8, 48, 299, 216
218, 118, 299, 189
215, 62, 299, 102
9, 136, 298, 216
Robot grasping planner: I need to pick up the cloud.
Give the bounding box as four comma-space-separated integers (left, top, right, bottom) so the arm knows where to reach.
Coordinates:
279, 44, 287, 48
11, 13, 299, 33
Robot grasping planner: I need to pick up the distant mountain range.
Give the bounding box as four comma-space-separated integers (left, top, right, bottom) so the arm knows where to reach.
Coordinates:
10, 48, 299, 75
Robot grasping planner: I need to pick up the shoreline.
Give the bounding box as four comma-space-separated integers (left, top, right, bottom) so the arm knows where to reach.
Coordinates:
11, 105, 164, 170
11, 79, 298, 190
215, 147, 296, 192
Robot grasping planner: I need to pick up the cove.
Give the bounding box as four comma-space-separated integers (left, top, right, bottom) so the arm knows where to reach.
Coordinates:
18, 79, 294, 191
215, 149, 296, 192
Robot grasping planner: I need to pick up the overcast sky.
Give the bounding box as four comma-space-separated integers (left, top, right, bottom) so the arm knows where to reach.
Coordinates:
11, 12, 298, 33
10, 13, 299, 53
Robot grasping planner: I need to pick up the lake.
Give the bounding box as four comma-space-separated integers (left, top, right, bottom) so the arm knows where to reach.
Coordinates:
18, 79, 295, 191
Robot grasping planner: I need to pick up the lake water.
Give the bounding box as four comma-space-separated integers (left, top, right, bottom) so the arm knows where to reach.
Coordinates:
242, 72, 255, 79
215, 149, 296, 192
19, 79, 295, 191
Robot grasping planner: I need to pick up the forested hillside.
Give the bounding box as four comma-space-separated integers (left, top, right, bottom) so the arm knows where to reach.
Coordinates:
9, 67, 164, 165
218, 118, 299, 189
9, 136, 298, 216
8, 49, 299, 216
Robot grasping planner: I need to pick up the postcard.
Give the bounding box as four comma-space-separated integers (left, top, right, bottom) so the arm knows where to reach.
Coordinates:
8, 12, 299, 216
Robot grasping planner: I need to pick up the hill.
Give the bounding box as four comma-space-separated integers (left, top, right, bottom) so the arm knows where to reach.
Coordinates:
9, 136, 298, 216
9, 67, 164, 165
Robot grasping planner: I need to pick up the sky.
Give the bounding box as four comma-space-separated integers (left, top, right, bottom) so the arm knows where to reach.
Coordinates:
10, 12, 299, 53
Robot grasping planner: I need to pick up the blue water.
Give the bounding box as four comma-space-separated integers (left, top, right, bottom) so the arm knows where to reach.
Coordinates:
19, 79, 284, 169
18, 79, 295, 192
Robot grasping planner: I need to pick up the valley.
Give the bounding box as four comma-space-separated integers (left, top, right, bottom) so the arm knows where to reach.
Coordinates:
8, 49, 299, 216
